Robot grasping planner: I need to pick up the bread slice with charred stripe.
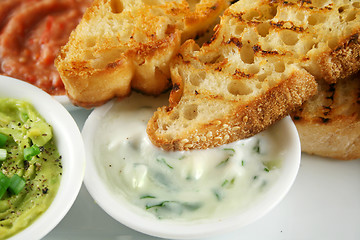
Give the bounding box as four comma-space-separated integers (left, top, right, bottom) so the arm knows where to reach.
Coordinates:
147, 0, 360, 151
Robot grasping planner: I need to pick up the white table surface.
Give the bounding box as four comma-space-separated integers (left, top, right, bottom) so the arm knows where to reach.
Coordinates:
43, 108, 360, 240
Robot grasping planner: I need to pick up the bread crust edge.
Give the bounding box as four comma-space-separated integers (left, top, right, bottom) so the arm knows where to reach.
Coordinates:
147, 70, 317, 151
293, 115, 360, 160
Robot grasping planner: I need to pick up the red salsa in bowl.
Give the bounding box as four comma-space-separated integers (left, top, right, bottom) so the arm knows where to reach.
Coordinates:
0, 0, 92, 95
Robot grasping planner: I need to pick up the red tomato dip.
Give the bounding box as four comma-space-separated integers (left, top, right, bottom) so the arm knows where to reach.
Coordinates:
0, 0, 92, 95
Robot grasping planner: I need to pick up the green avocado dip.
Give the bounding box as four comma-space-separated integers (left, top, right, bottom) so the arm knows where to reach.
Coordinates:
0, 98, 62, 239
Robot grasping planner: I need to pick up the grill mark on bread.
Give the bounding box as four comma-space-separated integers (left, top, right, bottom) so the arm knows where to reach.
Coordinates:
291, 74, 360, 160
269, 21, 305, 32
55, 0, 230, 107
226, 37, 242, 48
233, 69, 253, 78
147, 0, 360, 151
252, 45, 281, 56
133, 32, 179, 61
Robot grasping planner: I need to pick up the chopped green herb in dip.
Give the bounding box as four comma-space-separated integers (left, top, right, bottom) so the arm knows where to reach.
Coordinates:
0, 98, 62, 239
95, 94, 283, 221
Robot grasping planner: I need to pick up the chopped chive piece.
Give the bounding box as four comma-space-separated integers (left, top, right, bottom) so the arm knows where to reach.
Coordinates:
223, 148, 235, 154
20, 112, 29, 122
222, 178, 236, 188
264, 167, 270, 172
221, 179, 229, 187
0, 149, 7, 161
156, 158, 173, 169
8, 174, 26, 195
140, 195, 156, 199
217, 157, 230, 167
223, 148, 235, 157
146, 201, 172, 210
241, 160, 245, 166
213, 189, 223, 201
0, 133, 7, 147
24, 145, 40, 161
0, 172, 10, 199
253, 140, 260, 153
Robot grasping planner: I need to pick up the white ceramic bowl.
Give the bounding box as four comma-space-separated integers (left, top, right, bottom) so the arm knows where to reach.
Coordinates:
2, 75, 78, 111
83, 95, 301, 239
0, 76, 85, 240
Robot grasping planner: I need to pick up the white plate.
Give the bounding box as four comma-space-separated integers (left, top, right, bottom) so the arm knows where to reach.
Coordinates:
44, 108, 360, 240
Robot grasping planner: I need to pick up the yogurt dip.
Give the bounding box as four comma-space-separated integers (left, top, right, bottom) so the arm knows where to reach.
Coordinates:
94, 93, 285, 221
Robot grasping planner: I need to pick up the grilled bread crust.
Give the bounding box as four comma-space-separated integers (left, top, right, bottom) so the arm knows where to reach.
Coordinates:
147, 0, 360, 151
292, 75, 360, 160
55, 0, 229, 108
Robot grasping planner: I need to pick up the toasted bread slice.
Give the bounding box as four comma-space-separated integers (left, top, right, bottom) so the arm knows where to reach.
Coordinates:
55, 0, 229, 107
147, 0, 360, 151
146, 41, 317, 151
291, 75, 360, 160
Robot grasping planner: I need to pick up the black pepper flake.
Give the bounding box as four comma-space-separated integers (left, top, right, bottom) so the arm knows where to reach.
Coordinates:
24, 160, 29, 170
